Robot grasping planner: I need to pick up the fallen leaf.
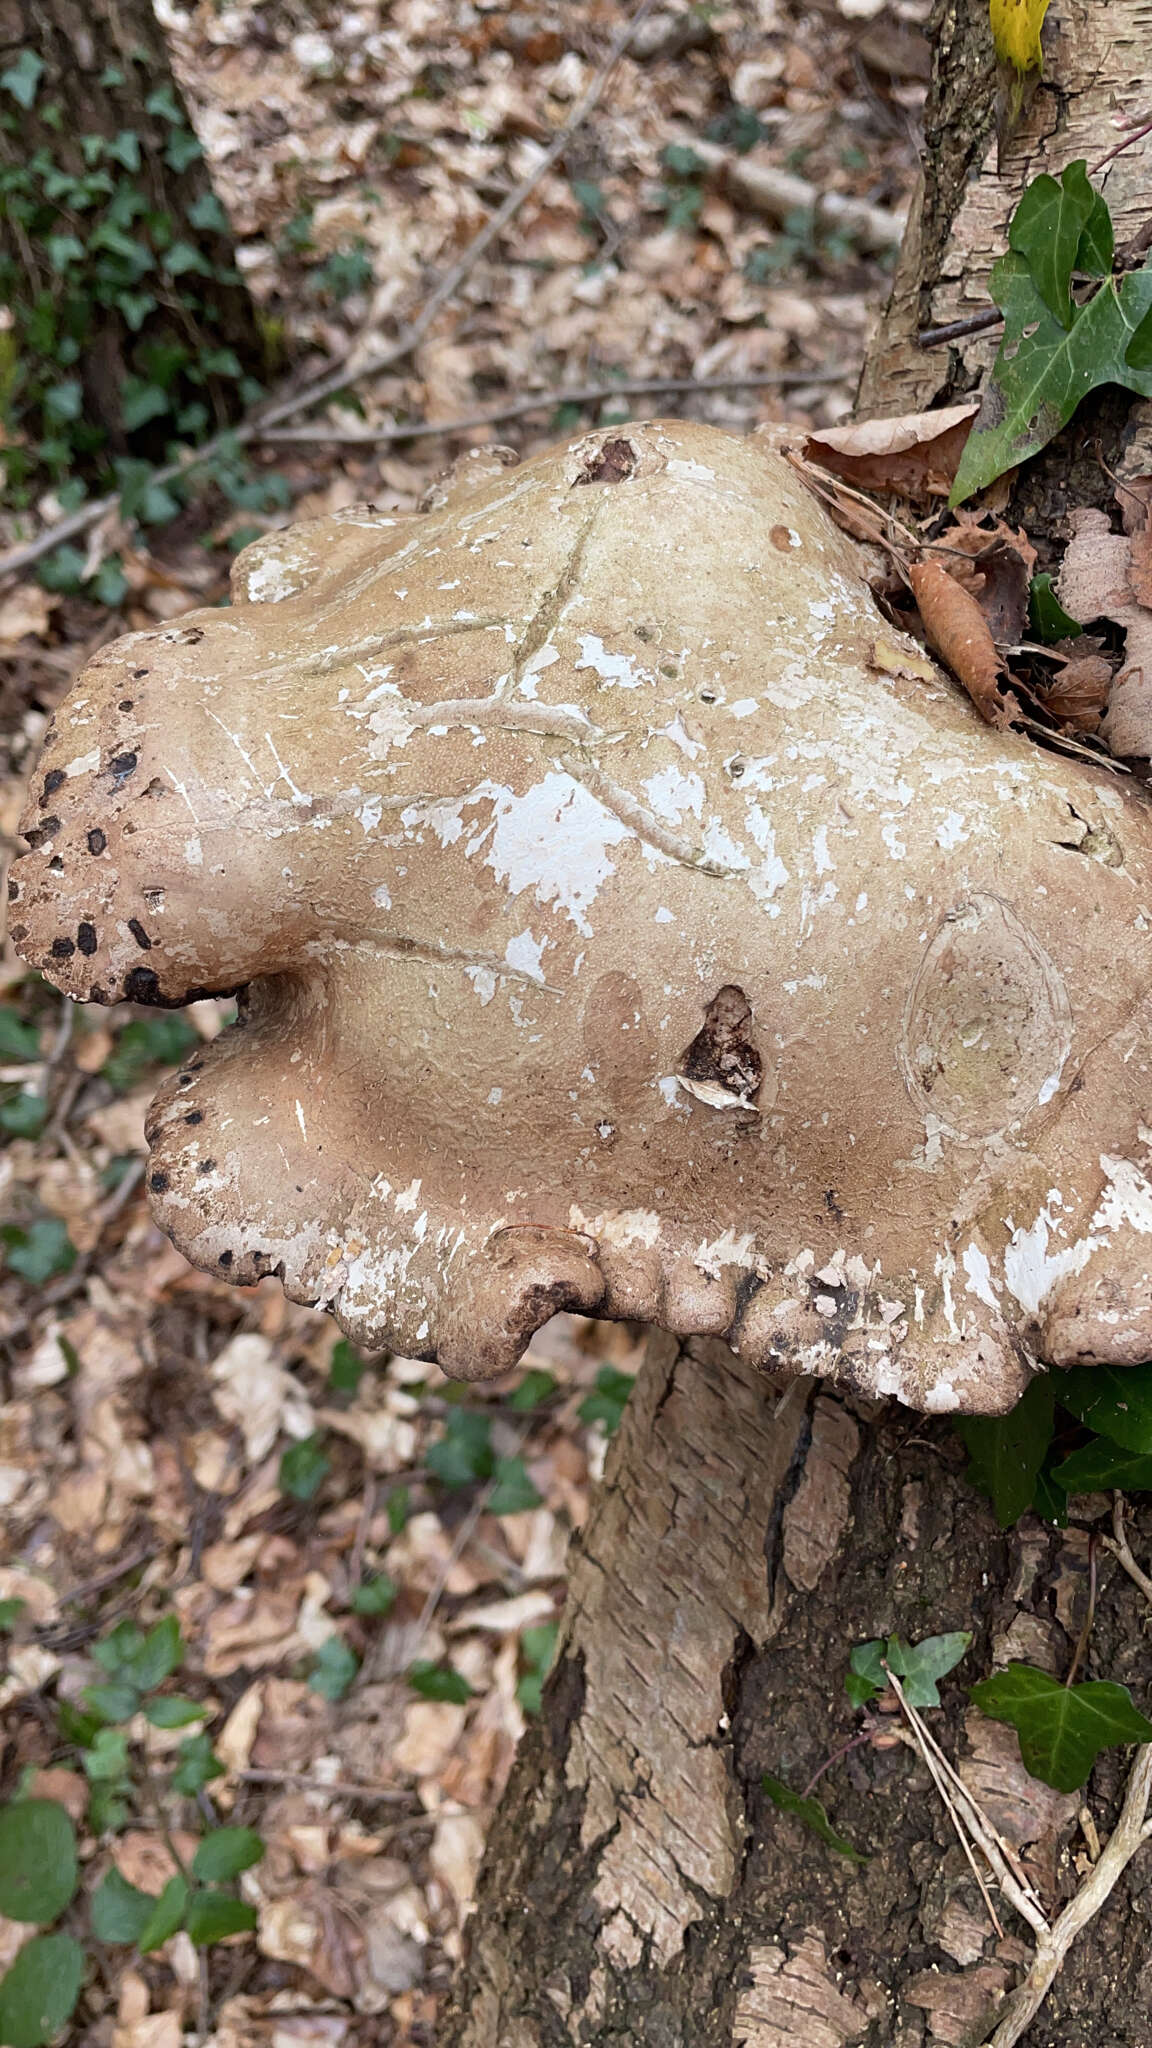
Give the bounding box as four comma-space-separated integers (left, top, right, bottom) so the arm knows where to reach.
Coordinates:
1041, 648, 1113, 732
908, 558, 1020, 728
929, 517, 1037, 642
805, 403, 979, 501
0, 583, 56, 647
1119, 472, 1152, 609
1058, 507, 1152, 755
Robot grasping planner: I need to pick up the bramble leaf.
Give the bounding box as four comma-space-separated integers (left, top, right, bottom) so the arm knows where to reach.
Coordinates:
192, 1827, 265, 1882
0, 1801, 77, 1923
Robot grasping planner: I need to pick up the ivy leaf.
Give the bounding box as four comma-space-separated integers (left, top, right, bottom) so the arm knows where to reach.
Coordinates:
951, 255, 1152, 506
1052, 1438, 1152, 1493
278, 1434, 330, 1502
845, 1638, 887, 1707
887, 1631, 972, 1708
507, 1368, 557, 1410
90, 1868, 155, 1944
487, 1455, 543, 1517
407, 1661, 473, 1704
1007, 160, 1096, 326
954, 1375, 1055, 1526
0, 1933, 84, 2047
972, 1662, 1152, 1792
0, 1011, 40, 1062
989, 0, 1049, 73
328, 1339, 366, 1394
0, 1801, 78, 1923
762, 1774, 867, 1864
171, 1733, 224, 1796
307, 1637, 359, 1702
191, 1827, 265, 1882
137, 1874, 189, 1953
350, 1573, 396, 1617
1054, 1365, 1152, 1454
427, 1410, 493, 1488
185, 1892, 257, 1946
1, 1218, 76, 1285
144, 1695, 205, 1729
0, 50, 45, 110
578, 1366, 635, 1435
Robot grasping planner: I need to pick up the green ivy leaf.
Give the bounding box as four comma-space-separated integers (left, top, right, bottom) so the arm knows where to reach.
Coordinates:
328, 1338, 366, 1393
0, 1092, 48, 1139
487, 1455, 543, 1517
506, 1368, 557, 1410
1028, 571, 1083, 643
307, 1637, 359, 1702
0, 1933, 84, 2047
94, 1613, 183, 1691
0, 1218, 76, 1285
0, 1801, 78, 1923
0, 1011, 40, 1062
887, 1631, 972, 1708
427, 1410, 494, 1488
1052, 1438, 1152, 1493
350, 1573, 396, 1617
1007, 160, 1098, 326
972, 1662, 1152, 1791
137, 1874, 189, 1953
1055, 1365, 1152, 1453
185, 1891, 257, 1946
951, 253, 1152, 505
171, 1733, 224, 1796
387, 1485, 410, 1535
516, 1622, 559, 1714
761, 1774, 867, 1864
954, 1375, 1055, 1526
82, 1681, 141, 1725
407, 1661, 473, 1704
279, 1434, 330, 1502
81, 1727, 130, 1784
578, 1366, 635, 1436
143, 1695, 205, 1729
0, 50, 45, 110
90, 1868, 154, 1944
191, 1827, 265, 1883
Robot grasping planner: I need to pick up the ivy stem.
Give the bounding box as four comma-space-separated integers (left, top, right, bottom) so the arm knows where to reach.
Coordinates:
801, 1727, 874, 1800
1065, 1531, 1099, 1689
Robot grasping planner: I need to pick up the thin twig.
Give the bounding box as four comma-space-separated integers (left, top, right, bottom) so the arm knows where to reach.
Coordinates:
1089, 117, 1152, 176
255, 372, 840, 446
981, 1747, 1152, 2048
1065, 1531, 1098, 1690
233, 1767, 414, 1802
918, 308, 1004, 348
884, 1668, 1005, 1937
1104, 1492, 1152, 1605
0, 0, 659, 581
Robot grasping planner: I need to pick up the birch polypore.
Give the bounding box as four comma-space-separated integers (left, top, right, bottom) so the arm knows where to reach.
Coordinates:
12, 422, 1152, 1408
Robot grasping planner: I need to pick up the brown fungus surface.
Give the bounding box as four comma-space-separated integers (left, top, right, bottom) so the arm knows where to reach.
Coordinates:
15, 421, 1152, 1407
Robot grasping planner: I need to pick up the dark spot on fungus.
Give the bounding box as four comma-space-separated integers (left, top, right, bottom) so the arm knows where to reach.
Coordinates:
87, 828, 107, 854
110, 751, 138, 783
149, 1170, 170, 1193
9, 924, 26, 943
218, 1249, 233, 1267
177, 626, 204, 645
177, 1073, 195, 1088
770, 524, 799, 552
184, 1110, 203, 1124
7, 879, 19, 902
198, 1159, 216, 1174
679, 985, 763, 1106
574, 436, 638, 486
119, 698, 135, 710
49, 856, 63, 874
41, 769, 66, 802
127, 918, 152, 950
50, 936, 75, 959
77, 921, 97, 956
123, 965, 161, 1003
25, 818, 60, 848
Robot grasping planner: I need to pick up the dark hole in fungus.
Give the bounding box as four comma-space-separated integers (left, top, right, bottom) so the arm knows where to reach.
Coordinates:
198, 1159, 216, 1174
574, 436, 638, 487
110, 751, 138, 783
77, 922, 97, 956
24, 818, 60, 849
41, 769, 66, 803
119, 698, 134, 710
123, 966, 161, 1003
184, 1110, 203, 1124
50, 936, 75, 959
218, 1249, 233, 1267
87, 829, 107, 854
679, 985, 763, 1105
9, 925, 26, 943
48, 857, 63, 874
7, 879, 18, 902
149, 1171, 170, 1193
127, 919, 152, 950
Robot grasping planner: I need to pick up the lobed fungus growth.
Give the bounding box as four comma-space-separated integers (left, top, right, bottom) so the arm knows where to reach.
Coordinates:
13, 422, 1152, 1410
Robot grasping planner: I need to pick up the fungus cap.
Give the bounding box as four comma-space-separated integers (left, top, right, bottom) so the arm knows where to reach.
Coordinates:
14, 420, 1152, 1412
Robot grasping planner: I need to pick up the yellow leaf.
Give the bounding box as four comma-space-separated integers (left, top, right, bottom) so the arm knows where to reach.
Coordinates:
990, 0, 1050, 75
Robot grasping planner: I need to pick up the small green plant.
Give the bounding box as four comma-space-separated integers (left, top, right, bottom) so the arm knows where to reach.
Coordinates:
0, 1612, 261, 2043
407, 1660, 473, 1704
278, 1433, 331, 1502
307, 1636, 359, 1702
844, 1631, 971, 1710
951, 159, 1152, 504
657, 144, 705, 231
578, 1366, 635, 1436
516, 1622, 559, 1715
971, 1664, 1152, 1793
1, 1216, 76, 1284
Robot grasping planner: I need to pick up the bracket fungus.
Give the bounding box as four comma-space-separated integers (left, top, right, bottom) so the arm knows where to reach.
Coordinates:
14, 421, 1152, 1411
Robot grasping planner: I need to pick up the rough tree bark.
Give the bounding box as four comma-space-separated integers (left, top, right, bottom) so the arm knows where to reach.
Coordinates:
0, 0, 263, 471
441, 9, 1152, 2046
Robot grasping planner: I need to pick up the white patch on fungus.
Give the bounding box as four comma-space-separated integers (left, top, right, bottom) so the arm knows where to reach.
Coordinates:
504, 928, 547, 983
575, 635, 648, 689
1003, 1207, 1098, 1317
482, 773, 630, 935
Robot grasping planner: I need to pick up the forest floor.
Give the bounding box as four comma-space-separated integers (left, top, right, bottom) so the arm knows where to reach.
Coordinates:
0, 2, 926, 2041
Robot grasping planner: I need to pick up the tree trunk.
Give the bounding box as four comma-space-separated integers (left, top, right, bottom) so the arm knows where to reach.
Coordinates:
0, 0, 264, 490
443, 1337, 1152, 2046
442, 10, 1152, 2046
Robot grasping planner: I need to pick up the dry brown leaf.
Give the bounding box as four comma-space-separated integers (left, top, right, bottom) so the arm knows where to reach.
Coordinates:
804, 402, 979, 501
1119, 472, 1152, 609
0, 583, 56, 647
1059, 508, 1152, 756
908, 559, 1019, 729
928, 516, 1037, 643
1042, 651, 1113, 733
